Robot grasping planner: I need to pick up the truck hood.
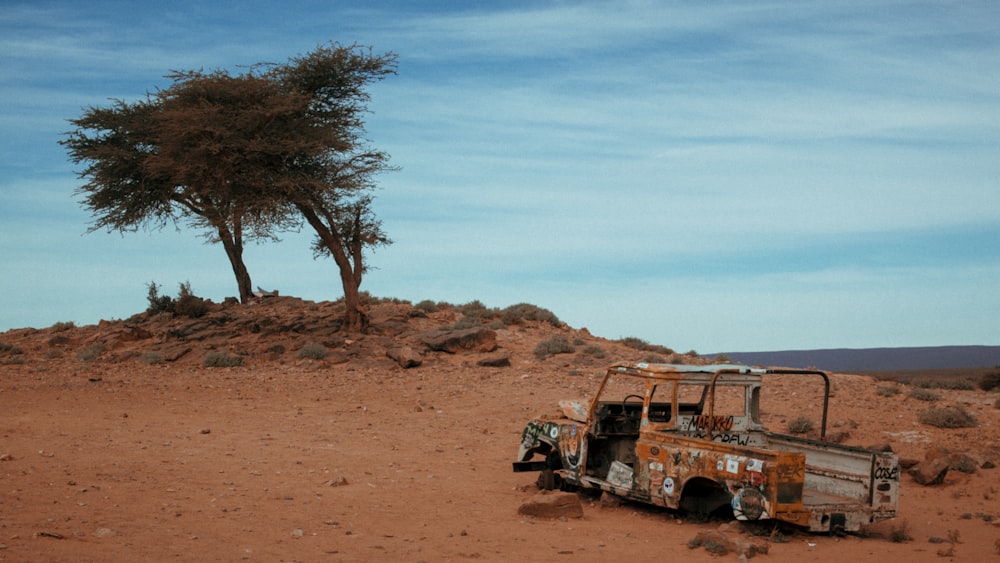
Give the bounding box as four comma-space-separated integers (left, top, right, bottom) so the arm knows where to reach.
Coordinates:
558, 400, 588, 423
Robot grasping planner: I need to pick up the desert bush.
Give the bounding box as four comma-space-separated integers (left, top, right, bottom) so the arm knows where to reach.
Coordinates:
146, 281, 174, 314
618, 337, 674, 356
889, 520, 912, 543
908, 388, 940, 401
0, 341, 20, 355
534, 336, 575, 359
296, 342, 328, 360
912, 377, 976, 390
174, 281, 210, 318
979, 369, 1000, 392
876, 385, 901, 397
499, 303, 561, 327
50, 321, 76, 332
414, 299, 440, 313
643, 354, 667, 364
581, 345, 606, 359
203, 351, 243, 368
446, 315, 485, 331
457, 300, 494, 319
787, 416, 815, 434
76, 343, 106, 362
918, 405, 977, 428
141, 351, 163, 365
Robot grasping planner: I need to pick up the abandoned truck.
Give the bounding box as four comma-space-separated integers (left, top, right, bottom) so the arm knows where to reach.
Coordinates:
513, 362, 900, 532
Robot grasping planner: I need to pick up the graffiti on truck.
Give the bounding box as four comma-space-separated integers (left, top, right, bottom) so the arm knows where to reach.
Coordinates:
683, 415, 735, 433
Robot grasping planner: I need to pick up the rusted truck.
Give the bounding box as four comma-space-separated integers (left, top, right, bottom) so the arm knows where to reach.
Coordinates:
513, 362, 900, 532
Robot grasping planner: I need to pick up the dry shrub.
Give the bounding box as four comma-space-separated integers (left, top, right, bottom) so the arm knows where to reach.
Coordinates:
296, 342, 328, 360
908, 388, 940, 401
918, 405, 977, 428
141, 351, 164, 365
499, 303, 561, 327
77, 343, 106, 362
877, 385, 901, 397
203, 351, 243, 368
787, 416, 815, 434
533, 336, 575, 359
618, 337, 674, 356
889, 520, 912, 543
979, 369, 1000, 391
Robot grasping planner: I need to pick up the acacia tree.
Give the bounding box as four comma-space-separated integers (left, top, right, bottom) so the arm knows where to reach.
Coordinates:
62, 71, 307, 302
62, 43, 398, 329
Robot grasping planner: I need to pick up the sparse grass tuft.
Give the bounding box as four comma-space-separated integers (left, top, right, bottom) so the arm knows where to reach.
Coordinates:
203, 351, 243, 368
787, 416, 815, 435
918, 405, 977, 428
534, 336, 575, 359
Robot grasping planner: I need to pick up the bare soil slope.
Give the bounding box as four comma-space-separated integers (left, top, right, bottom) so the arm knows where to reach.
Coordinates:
1, 297, 998, 561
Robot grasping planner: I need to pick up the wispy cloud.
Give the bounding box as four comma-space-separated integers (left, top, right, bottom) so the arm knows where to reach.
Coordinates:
1, 0, 998, 350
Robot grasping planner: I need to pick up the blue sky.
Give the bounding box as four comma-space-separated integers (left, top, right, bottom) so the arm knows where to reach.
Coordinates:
1, 1, 998, 352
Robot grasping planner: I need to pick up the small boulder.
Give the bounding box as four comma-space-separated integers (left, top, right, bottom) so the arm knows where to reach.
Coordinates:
517, 491, 583, 519
386, 346, 422, 369
908, 457, 949, 486
477, 354, 510, 368
420, 328, 497, 354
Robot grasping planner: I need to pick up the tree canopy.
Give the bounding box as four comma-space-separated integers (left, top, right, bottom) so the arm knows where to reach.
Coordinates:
62, 43, 397, 331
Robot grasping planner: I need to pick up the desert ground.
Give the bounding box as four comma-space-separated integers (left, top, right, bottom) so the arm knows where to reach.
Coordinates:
1, 297, 998, 562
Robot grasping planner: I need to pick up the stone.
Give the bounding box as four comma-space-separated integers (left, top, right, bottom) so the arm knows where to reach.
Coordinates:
386, 346, 422, 369
908, 457, 949, 486
690, 529, 767, 559
420, 328, 497, 354
476, 354, 510, 368
517, 491, 583, 519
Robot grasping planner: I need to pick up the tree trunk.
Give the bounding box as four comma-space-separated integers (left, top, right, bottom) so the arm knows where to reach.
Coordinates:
298, 205, 369, 332
217, 224, 253, 303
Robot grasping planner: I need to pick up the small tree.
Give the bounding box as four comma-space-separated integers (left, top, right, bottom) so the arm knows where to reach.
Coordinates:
62, 42, 397, 325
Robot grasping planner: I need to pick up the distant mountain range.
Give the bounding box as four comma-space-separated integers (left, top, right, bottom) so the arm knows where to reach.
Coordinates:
714, 345, 1000, 372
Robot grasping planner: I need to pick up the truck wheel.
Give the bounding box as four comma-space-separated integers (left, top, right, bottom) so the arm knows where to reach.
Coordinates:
536, 451, 565, 491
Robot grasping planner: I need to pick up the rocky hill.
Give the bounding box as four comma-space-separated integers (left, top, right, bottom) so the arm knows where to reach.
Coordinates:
0, 295, 699, 372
